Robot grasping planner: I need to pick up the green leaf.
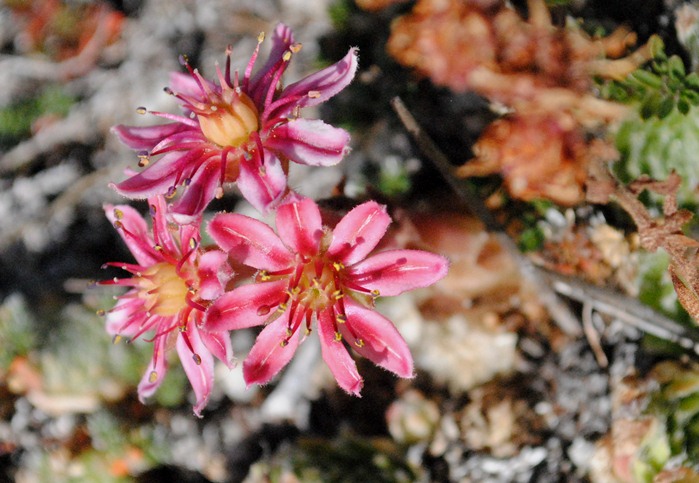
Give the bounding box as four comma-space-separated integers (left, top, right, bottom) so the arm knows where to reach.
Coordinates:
678, 98, 690, 114
641, 91, 663, 119
657, 96, 676, 119
629, 69, 664, 89
669, 56, 687, 80
650, 35, 667, 60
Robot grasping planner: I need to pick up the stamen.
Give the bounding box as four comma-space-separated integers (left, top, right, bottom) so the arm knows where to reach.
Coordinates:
334, 332, 342, 341
112, 334, 122, 344
136, 106, 147, 115
355, 339, 365, 348
149, 371, 158, 383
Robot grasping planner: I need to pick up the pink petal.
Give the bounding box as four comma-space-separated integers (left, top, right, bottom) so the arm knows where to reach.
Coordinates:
341, 298, 414, 379
199, 327, 235, 370
112, 122, 192, 150
137, 335, 169, 401
169, 72, 217, 102
327, 201, 391, 266
208, 213, 293, 271
148, 195, 179, 255
242, 310, 300, 386
347, 249, 449, 296
197, 250, 233, 301
236, 150, 287, 213
104, 203, 158, 266
110, 150, 199, 200
176, 322, 214, 417
204, 280, 287, 332
277, 48, 358, 111
275, 197, 323, 256
317, 309, 363, 396
266, 119, 351, 167
170, 159, 221, 224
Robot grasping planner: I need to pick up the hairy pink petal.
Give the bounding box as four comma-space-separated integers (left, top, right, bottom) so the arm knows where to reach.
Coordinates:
317, 310, 363, 395
208, 213, 293, 271
104, 203, 158, 266
278, 48, 359, 111
112, 123, 192, 150
266, 119, 350, 167
275, 197, 323, 256
177, 323, 214, 417
347, 250, 449, 296
341, 299, 414, 379
197, 250, 232, 301
110, 151, 196, 199
236, 151, 287, 213
205, 280, 288, 332
328, 201, 391, 266
169, 72, 217, 102
242, 310, 300, 386
170, 160, 221, 224
200, 328, 235, 370
137, 334, 169, 401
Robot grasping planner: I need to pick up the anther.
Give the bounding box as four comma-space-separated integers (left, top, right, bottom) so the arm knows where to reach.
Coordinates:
308, 90, 321, 99
257, 32, 265, 43
282, 51, 292, 62
192, 353, 202, 365
154, 244, 163, 251
280, 339, 288, 347
113, 220, 123, 229
290, 43, 302, 53
136, 106, 147, 114
355, 339, 365, 348
371, 289, 380, 298
189, 238, 197, 249
332, 290, 344, 300
112, 334, 122, 344
336, 314, 347, 324
113, 208, 124, 219
97, 309, 106, 316
334, 332, 343, 342
215, 187, 224, 199
166, 186, 177, 198
149, 371, 158, 383
256, 305, 271, 316
333, 262, 345, 271
259, 270, 271, 281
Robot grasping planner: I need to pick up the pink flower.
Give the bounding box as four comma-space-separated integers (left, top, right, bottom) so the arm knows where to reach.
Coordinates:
100, 196, 234, 416
204, 197, 448, 395
112, 23, 358, 222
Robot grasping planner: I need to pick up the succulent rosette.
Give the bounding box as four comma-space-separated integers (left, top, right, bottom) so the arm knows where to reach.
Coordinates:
111, 23, 358, 222
100, 195, 234, 416
204, 197, 449, 395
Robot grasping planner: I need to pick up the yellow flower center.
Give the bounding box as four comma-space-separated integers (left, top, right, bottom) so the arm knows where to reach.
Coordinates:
197, 92, 259, 148
139, 262, 190, 317
295, 258, 339, 312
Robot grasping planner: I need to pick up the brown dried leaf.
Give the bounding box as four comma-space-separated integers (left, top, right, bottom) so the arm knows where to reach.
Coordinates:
457, 114, 591, 205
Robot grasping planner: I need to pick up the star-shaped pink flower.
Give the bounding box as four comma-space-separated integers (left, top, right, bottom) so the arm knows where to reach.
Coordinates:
112, 23, 358, 222
204, 197, 448, 395
100, 196, 234, 416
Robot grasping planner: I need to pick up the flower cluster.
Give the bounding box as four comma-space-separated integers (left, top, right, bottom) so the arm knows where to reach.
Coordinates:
101, 23, 448, 416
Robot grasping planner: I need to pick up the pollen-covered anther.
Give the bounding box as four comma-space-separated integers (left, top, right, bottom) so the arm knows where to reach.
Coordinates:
308, 90, 321, 99
335, 314, 347, 324
148, 371, 158, 383
257, 31, 265, 43
332, 290, 344, 300
282, 51, 292, 62
290, 43, 302, 53
354, 339, 365, 348
136, 106, 147, 115
333, 262, 345, 271
371, 289, 380, 298
97, 309, 106, 316
192, 353, 202, 365
259, 270, 271, 281
334, 332, 343, 341
112, 334, 122, 344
